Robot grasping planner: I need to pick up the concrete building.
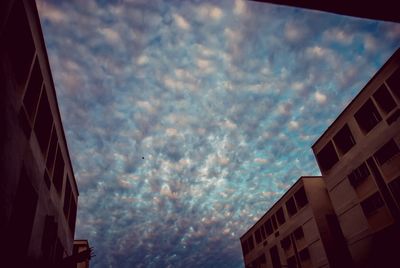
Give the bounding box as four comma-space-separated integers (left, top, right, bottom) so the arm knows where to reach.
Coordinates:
74, 240, 91, 268
312, 49, 400, 267
240, 177, 350, 268
0, 0, 90, 267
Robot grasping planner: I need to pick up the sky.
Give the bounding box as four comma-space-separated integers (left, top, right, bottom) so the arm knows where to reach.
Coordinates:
36, 0, 400, 267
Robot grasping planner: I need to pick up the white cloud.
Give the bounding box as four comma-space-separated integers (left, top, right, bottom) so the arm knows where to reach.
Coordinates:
37, 2, 68, 24
254, 158, 268, 164
324, 28, 353, 44
173, 14, 190, 30
99, 27, 121, 44
234, 0, 247, 15
198, 5, 223, 21
288, 120, 299, 130
314, 91, 327, 104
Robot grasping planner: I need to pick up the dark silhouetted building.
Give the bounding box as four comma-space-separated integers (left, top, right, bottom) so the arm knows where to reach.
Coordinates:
312, 48, 400, 268
241, 49, 400, 267
0, 1, 90, 267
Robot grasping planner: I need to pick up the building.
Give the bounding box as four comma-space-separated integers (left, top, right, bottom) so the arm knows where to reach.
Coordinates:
0, 0, 90, 267
312, 49, 400, 267
240, 176, 350, 268
241, 49, 400, 268
73, 240, 91, 268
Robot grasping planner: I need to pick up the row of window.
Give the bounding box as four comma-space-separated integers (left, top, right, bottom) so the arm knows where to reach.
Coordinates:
243, 187, 309, 256
316, 69, 400, 172
280, 226, 305, 251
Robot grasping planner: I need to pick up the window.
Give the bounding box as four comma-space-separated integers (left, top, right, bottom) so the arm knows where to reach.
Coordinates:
294, 187, 308, 209
260, 225, 266, 240
386, 68, 400, 99
374, 139, 400, 165
53, 148, 65, 194
252, 254, 267, 267
68, 197, 77, 233
293, 227, 304, 240
299, 248, 310, 261
276, 207, 286, 225
389, 176, 400, 206
255, 229, 262, 244
271, 214, 278, 230
270, 246, 282, 268
248, 236, 255, 250
46, 127, 58, 174
348, 162, 370, 188
316, 141, 339, 172
23, 58, 43, 121
287, 256, 297, 268
333, 124, 356, 155
373, 84, 396, 114
3, 0, 35, 87
354, 99, 382, 133
34, 91, 53, 154
361, 192, 384, 217
280, 236, 291, 250
264, 219, 273, 236
63, 181, 71, 216
286, 197, 297, 216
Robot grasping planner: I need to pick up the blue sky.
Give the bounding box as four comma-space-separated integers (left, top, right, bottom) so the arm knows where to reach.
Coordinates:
36, 0, 400, 267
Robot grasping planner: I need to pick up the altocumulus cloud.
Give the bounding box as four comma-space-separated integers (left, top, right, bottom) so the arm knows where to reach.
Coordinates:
36, 0, 400, 267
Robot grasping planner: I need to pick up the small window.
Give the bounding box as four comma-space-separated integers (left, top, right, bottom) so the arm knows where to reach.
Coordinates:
293, 227, 304, 240
373, 84, 396, 114
280, 236, 291, 250
276, 207, 286, 225
255, 229, 262, 244
354, 99, 382, 134
333, 124, 356, 155
264, 219, 273, 236
316, 141, 339, 172
287, 256, 297, 268
63, 181, 71, 216
23, 58, 43, 121
374, 139, 400, 165
389, 176, 400, 207
386, 68, 400, 99
299, 248, 310, 261
286, 197, 297, 216
361, 192, 384, 217
34, 91, 53, 155
53, 148, 65, 194
248, 236, 255, 250
271, 214, 278, 230
348, 162, 370, 188
260, 225, 266, 240
294, 187, 308, 209
68, 197, 77, 233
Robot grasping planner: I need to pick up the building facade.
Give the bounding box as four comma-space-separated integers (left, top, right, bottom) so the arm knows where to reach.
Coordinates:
0, 1, 87, 267
312, 49, 400, 268
240, 177, 349, 268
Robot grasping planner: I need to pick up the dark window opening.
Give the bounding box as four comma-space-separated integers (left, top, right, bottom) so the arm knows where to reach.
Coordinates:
316, 141, 339, 172
252, 254, 267, 268
286, 197, 297, 216
374, 139, 400, 165
294, 187, 308, 209
248, 236, 255, 250
299, 248, 310, 261
354, 99, 382, 133
276, 207, 286, 225
264, 219, 273, 236
389, 176, 400, 206
3, 0, 35, 87
333, 124, 356, 155
260, 225, 266, 240
348, 162, 370, 188
287, 256, 297, 268
293, 227, 304, 240
280, 236, 291, 250
68, 197, 77, 234
271, 214, 278, 230
34, 91, 53, 155
53, 148, 65, 194
23, 58, 43, 121
373, 84, 396, 114
270, 245, 282, 268
46, 127, 58, 174
255, 229, 262, 244
63, 181, 71, 216
386, 68, 400, 99
361, 192, 384, 217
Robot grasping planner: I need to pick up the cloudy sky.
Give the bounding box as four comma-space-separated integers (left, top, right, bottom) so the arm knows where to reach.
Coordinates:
36, 0, 400, 267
